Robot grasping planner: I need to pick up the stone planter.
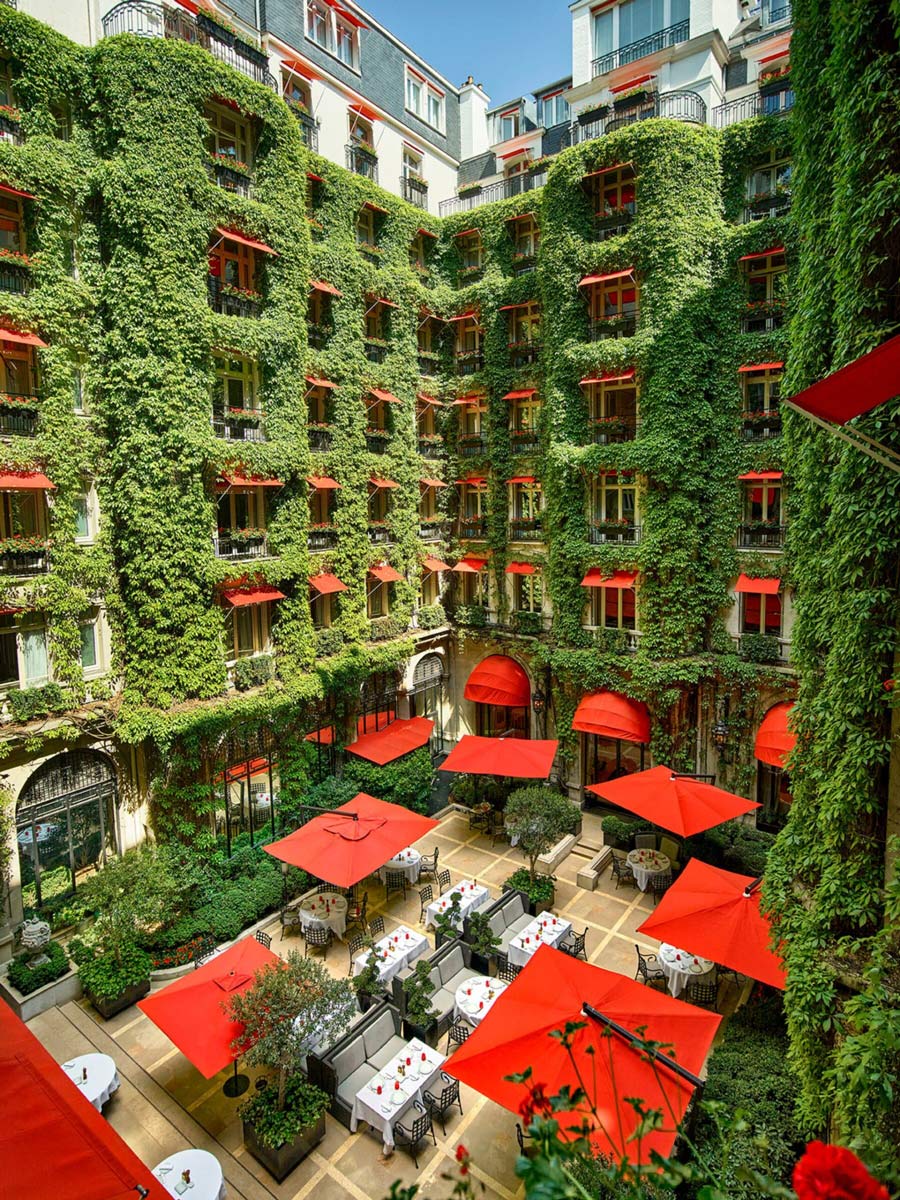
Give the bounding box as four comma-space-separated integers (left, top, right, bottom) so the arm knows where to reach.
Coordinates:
85, 977, 151, 1020
402, 1018, 439, 1048
356, 990, 382, 1014
469, 950, 498, 977
0, 965, 82, 1022
243, 1112, 326, 1182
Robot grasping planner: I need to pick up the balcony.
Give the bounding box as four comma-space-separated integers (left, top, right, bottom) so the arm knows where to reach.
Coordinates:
589, 417, 638, 445
590, 315, 637, 341
455, 350, 484, 376
594, 210, 634, 242
366, 430, 391, 455
510, 432, 540, 455
713, 89, 795, 130
346, 143, 379, 182
732, 632, 791, 664
207, 275, 261, 318
0, 400, 39, 438
212, 412, 266, 442
307, 322, 332, 350
589, 521, 641, 546
744, 191, 791, 224
439, 169, 548, 217
308, 524, 337, 551
206, 158, 251, 197
509, 517, 543, 543
459, 516, 487, 540
418, 520, 446, 542
401, 175, 429, 210
417, 352, 440, 376
741, 302, 786, 334
418, 435, 443, 458
307, 424, 333, 452
458, 435, 487, 459
584, 625, 641, 653
508, 340, 541, 368
367, 523, 394, 547
364, 340, 388, 364
592, 19, 689, 76
0, 260, 31, 295
214, 531, 269, 560
739, 523, 785, 549
572, 90, 705, 144
293, 109, 319, 153
741, 411, 782, 442
101, 3, 277, 89
0, 544, 48, 576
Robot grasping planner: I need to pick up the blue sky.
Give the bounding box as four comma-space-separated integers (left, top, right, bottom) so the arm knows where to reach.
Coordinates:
361, 1, 572, 106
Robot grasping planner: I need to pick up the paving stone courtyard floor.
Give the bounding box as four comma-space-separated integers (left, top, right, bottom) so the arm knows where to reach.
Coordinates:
27, 809, 744, 1200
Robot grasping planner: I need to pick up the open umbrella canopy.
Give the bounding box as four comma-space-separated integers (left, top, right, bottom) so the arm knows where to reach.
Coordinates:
586, 765, 759, 837
138, 936, 279, 1078
636, 858, 786, 990
445, 944, 720, 1165
439, 735, 559, 780
264, 792, 438, 887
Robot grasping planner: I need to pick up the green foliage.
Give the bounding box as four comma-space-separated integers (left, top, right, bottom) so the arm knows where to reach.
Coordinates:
342, 746, 432, 813
416, 602, 446, 630
352, 941, 385, 998
233, 654, 274, 691
600, 813, 654, 849
466, 909, 501, 959
7, 938, 70, 994
7, 684, 70, 722
75, 846, 178, 966
740, 633, 780, 664
313, 627, 344, 658
239, 1074, 329, 1151
504, 868, 554, 908
402, 958, 437, 1028
504, 787, 578, 881
601, 813, 773, 877
74, 943, 153, 1001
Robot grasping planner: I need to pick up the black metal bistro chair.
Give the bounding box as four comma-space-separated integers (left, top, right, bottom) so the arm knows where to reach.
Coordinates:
254, 930, 272, 950
368, 915, 385, 938
634, 945, 667, 989
687, 973, 719, 1011
418, 846, 439, 881
393, 1101, 437, 1168
560, 927, 588, 961
424, 1072, 463, 1135
417, 884, 433, 924
303, 924, 332, 959
384, 869, 408, 903
446, 1020, 470, 1054
347, 933, 367, 975
437, 868, 452, 894
611, 850, 636, 890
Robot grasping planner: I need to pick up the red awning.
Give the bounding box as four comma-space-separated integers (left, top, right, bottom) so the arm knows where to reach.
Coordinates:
307, 475, 341, 489
440, 735, 558, 779
0, 181, 35, 200
738, 362, 783, 373
422, 555, 450, 572
0, 470, 54, 490
455, 476, 487, 485
417, 392, 444, 407
784, 333, 900, 424
218, 472, 283, 488
307, 171, 325, 182
332, 2, 367, 30
214, 755, 270, 784
0, 327, 47, 348
455, 229, 480, 239
610, 73, 656, 93
498, 301, 535, 311
739, 471, 783, 481
503, 388, 537, 400
572, 690, 650, 743
369, 387, 402, 404
369, 476, 398, 489
368, 294, 397, 306
738, 246, 784, 262
448, 310, 479, 322
580, 369, 635, 385
306, 710, 397, 746
350, 102, 380, 122
464, 655, 530, 708
306, 374, 337, 389
507, 475, 537, 484
506, 562, 535, 575
0, 1004, 166, 1200
581, 569, 638, 589
754, 701, 796, 769
346, 716, 434, 765
417, 227, 438, 239
282, 57, 319, 80
588, 765, 760, 838
222, 584, 286, 607
452, 395, 485, 407
579, 268, 634, 287
215, 226, 277, 255
369, 563, 403, 583
309, 572, 347, 595
310, 279, 342, 297
735, 574, 780, 594
582, 161, 631, 179
453, 556, 488, 573
420, 477, 446, 489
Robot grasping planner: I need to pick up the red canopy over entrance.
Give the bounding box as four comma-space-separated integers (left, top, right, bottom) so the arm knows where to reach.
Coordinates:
464, 655, 530, 708
637, 859, 786, 989
264, 793, 438, 887
754, 701, 796, 768
345, 716, 433, 765
439, 735, 558, 779
0, 1002, 165, 1200
572, 690, 650, 743
138, 936, 278, 1078
587, 765, 759, 837
445, 945, 720, 1165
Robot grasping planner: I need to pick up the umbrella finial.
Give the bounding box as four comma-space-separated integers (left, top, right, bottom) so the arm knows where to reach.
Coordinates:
742, 876, 763, 898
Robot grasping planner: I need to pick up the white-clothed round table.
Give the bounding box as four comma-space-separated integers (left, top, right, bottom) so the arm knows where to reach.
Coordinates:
297, 892, 348, 938
61, 1053, 119, 1112
507, 915, 572, 968
658, 943, 716, 998
626, 848, 671, 891
152, 1149, 226, 1200
352, 925, 429, 984
17, 822, 57, 846
454, 975, 507, 1026
377, 846, 422, 884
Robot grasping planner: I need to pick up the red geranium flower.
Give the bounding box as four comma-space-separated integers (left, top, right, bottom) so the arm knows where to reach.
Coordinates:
518, 1081, 553, 1124
455, 1143, 470, 1175
793, 1141, 890, 1200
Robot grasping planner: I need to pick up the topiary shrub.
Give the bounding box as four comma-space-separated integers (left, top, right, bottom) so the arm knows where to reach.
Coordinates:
416, 603, 445, 630
232, 654, 274, 691
7, 939, 70, 995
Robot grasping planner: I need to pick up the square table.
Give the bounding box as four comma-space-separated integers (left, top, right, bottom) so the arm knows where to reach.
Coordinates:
352, 924, 429, 984
508, 914, 572, 968
424, 880, 490, 930
351, 1037, 446, 1152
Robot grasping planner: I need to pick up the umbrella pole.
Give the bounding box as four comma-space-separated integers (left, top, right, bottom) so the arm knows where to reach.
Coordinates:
581, 1002, 704, 1089
223, 1059, 249, 1098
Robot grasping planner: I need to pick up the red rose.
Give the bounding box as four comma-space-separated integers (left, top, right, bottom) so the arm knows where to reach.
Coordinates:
518, 1081, 553, 1124
793, 1142, 890, 1200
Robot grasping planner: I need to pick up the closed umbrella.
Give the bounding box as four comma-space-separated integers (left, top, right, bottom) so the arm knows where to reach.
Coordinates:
586, 765, 759, 837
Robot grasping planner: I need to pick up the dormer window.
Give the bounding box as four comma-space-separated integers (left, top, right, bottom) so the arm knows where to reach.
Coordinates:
306, 1, 363, 66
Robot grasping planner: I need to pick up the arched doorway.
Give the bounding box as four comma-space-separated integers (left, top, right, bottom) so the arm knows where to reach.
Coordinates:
409, 653, 446, 753
464, 654, 531, 739
754, 701, 795, 831
16, 750, 118, 909
573, 690, 650, 804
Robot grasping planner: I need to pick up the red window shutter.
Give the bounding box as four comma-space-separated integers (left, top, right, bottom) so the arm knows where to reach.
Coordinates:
743, 593, 761, 631
621, 588, 636, 621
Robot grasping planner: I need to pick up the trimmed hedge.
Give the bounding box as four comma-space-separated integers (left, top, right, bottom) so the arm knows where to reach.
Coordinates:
7, 939, 70, 995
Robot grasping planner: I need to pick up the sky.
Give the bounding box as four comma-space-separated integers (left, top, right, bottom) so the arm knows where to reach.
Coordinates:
360, 1, 572, 105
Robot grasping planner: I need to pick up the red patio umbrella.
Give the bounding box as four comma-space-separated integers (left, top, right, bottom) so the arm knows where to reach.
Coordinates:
445, 944, 720, 1165
138, 935, 279, 1094
263, 792, 438, 887
439, 734, 558, 779
636, 858, 786, 990
586, 765, 759, 837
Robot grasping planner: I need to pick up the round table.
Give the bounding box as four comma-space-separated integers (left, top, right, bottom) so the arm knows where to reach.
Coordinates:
17, 822, 57, 846
454, 975, 507, 1026
61, 1053, 119, 1112
658, 943, 716, 998
626, 848, 671, 891
377, 846, 421, 884
152, 1149, 226, 1200
297, 893, 348, 938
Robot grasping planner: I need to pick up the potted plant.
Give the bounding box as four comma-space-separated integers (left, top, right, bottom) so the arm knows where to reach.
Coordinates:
231, 951, 355, 1181
352, 942, 385, 1013
432, 891, 462, 949
502, 788, 579, 915
465, 910, 501, 976
401, 959, 438, 1046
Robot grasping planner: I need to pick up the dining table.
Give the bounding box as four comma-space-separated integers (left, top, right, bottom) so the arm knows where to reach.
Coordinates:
658, 942, 716, 998
152, 1148, 226, 1200
61, 1053, 119, 1112
377, 846, 422, 884
507, 914, 572, 968
626, 848, 671, 891
296, 892, 348, 938
453, 975, 507, 1026
352, 924, 429, 984
350, 1037, 446, 1153
424, 880, 490, 930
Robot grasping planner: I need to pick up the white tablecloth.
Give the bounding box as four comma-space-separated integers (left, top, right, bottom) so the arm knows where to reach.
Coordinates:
507, 915, 572, 968
61, 1054, 119, 1112
17, 822, 57, 846
297, 893, 348, 938
658, 943, 716, 998
626, 849, 671, 891
352, 925, 429, 983
351, 1037, 446, 1152
425, 880, 489, 930
152, 1149, 226, 1200
377, 846, 422, 884
454, 975, 507, 1025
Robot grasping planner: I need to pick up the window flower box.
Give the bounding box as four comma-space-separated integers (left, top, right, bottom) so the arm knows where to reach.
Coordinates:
613, 88, 650, 110
458, 264, 483, 279
0, 247, 32, 269
0, 392, 39, 410
220, 283, 262, 303
226, 527, 266, 545
208, 150, 251, 176
578, 105, 608, 125
759, 65, 791, 90
287, 98, 310, 117
457, 182, 483, 197
363, 336, 389, 349
0, 534, 49, 554
357, 241, 383, 257
226, 407, 262, 424
744, 299, 786, 317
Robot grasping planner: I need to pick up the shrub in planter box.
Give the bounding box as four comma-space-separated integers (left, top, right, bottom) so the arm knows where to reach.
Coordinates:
401, 959, 438, 1046
7, 939, 70, 996
465, 910, 501, 976
352, 942, 387, 1013
503, 868, 555, 915
233, 653, 274, 690
504, 787, 578, 889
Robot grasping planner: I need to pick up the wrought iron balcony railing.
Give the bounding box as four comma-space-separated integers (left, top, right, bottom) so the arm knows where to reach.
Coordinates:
508, 340, 541, 368
307, 425, 333, 452
572, 90, 705, 144
589, 418, 638, 444
740, 412, 782, 442
293, 110, 319, 153
439, 169, 548, 217
713, 89, 795, 129
308, 526, 337, 551
346, 143, 379, 181
211, 413, 266, 442
508, 518, 543, 542
458, 436, 487, 458
365, 430, 391, 454
214, 532, 269, 560
0, 405, 38, 437
0, 262, 30, 295
739, 523, 785, 549
592, 19, 689, 76
401, 175, 429, 210
0, 547, 48, 576
206, 159, 250, 197
207, 275, 261, 318
590, 315, 637, 341
459, 517, 487, 539
589, 522, 641, 545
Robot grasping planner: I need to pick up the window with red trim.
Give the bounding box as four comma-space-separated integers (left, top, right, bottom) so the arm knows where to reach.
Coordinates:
515, 571, 542, 613
743, 480, 783, 525
589, 278, 638, 322
742, 591, 782, 636
585, 164, 636, 220
204, 101, 253, 172
208, 236, 258, 292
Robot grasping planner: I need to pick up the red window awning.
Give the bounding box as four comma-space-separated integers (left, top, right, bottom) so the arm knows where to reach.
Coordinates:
580, 369, 635, 385
307, 475, 341, 489
369, 563, 403, 583
784, 333, 900, 425
222, 584, 286, 607
350, 102, 379, 122
218, 472, 283, 488
506, 561, 535, 575
452, 395, 485, 407
0, 469, 54, 490
582, 161, 631, 179
498, 301, 536, 312
282, 57, 319, 80
420, 477, 446, 489
417, 227, 438, 239
738, 246, 784, 262
453, 556, 488, 573
310, 279, 342, 297
0, 327, 48, 349
739, 471, 783, 481
0, 181, 35, 200
214, 755, 270, 784
307, 171, 325, 183
448, 309, 479, 322
215, 226, 278, 256
572, 690, 650, 743
309, 572, 347, 594
369, 387, 402, 404
439, 735, 559, 780
738, 362, 783, 373
369, 476, 399, 489
754, 701, 796, 769
455, 229, 480, 239
455, 476, 487, 485
610, 73, 656, 93
464, 654, 530, 708
417, 392, 444, 407
368, 294, 397, 307
735, 574, 780, 594
422, 555, 450, 572
306, 374, 337, 389
345, 716, 434, 766
332, 2, 368, 30
507, 475, 537, 484
503, 388, 537, 400
579, 268, 635, 287
581, 569, 638, 589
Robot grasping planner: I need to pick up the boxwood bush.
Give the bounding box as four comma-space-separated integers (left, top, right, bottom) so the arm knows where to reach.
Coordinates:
7, 939, 70, 995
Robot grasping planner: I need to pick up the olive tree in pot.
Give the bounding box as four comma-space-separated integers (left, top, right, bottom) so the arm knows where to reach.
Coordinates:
401, 959, 438, 1047
465, 910, 501, 976
69, 847, 177, 1018
502, 788, 579, 915
230, 951, 355, 1181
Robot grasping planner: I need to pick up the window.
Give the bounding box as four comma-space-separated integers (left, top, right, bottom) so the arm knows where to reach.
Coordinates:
335, 19, 358, 67
461, 481, 487, 519
410, 234, 429, 271
417, 314, 437, 355
309, 485, 334, 527
209, 236, 258, 291
356, 205, 376, 247
79, 617, 98, 671
366, 397, 389, 433
229, 604, 270, 660
511, 214, 540, 259
204, 102, 253, 168
744, 250, 787, 303
587, 378, 638, 437
0, 60, 17, 112
406, 70, 423, 117
427, 88, 443, 130
349, 114, 374, 149
510, 481, 542, 521
0, 614, 15, 684
307, 384, 331, 426
419, 485, 437, 522
364, 299, 387, 342
593, 7, 613, 59
761, 0, 791, 26
367, 579, 389, 619
515, 572, 542, 613
742, 366, 782, 423
307, 1, 329, 47
74, 494, 91, 541
746, 147, 791, 205
217, 487, 267, 537
310, 588, 334, 629
743, 480, 782, 526
0, 489, 46, 541
368, 485, 391, 523
511, 394, 541, 433
419, 568, 440, 608
508, 301, 541, 346
458, 398, 484, 438
455, 316, 482, 357
742, 591, 782, 636
539, 91, 569, 128
589, 165, 636, 219
590, 584, 636, 630
72, 369, 84, 413
0, 194, 24, 254
214, 355, 259, 416
592, 277, 638, 321
403, 145, 423, 181
21, 623, 48, 686
458, 232, 482, 272
0, 341, 39, 398
496, 108, 520, 142
592, 474, 637, 527
416, 400, 437, 439
459, 566, 488, 606
284, 73, 311, 110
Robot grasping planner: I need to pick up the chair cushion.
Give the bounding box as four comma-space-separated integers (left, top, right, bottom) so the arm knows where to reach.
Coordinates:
442, 968, 473, 996
367, 1034, 408, 1071
508, 913, 533, 937
487, 912, 505, 937
503, 895, 526, 925
332, 1037, 366, 1081
336, 1063, 375, 1109
437, 946, 465, 985
363, 1012, 395, 1060
497, 928, 517, 954
432, 987, 456, 1018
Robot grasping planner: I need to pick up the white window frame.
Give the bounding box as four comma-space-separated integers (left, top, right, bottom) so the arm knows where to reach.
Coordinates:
305, 2, 360, 70
405, 69, 423, 117
74, 487, 96, 544
79, 610, 102, 676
